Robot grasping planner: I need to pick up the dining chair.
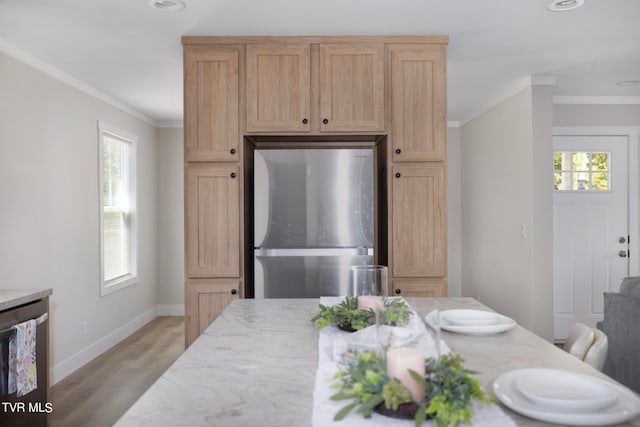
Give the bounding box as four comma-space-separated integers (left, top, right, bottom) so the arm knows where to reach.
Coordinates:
583, 328, 608, 371
564, 322, 595, 360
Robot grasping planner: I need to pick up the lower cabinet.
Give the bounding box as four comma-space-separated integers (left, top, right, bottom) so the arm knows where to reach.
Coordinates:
391, 279, 447, 298
185, 279, 240, 347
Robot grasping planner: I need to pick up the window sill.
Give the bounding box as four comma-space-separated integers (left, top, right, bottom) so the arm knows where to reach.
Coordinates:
101, 275, 138, 297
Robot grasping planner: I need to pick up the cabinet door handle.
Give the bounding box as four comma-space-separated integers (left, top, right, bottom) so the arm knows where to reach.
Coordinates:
395, 148, 402, 155
322, 118, 329, 125
230, 148, 236, 155
395, 288, 401, 295
230, 172, 237, 178
231, 289, 238, 295
395, 173, 401, 178
302, 118, 308, 124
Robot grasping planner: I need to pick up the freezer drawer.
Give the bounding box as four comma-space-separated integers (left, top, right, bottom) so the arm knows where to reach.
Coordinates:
255, 251, 374, 298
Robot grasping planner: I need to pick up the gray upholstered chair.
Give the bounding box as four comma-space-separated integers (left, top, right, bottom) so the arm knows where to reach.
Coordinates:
597, 276, 640, 393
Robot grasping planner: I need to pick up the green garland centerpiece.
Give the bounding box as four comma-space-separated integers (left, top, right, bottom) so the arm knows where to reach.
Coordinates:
331, 351, 493, 427
311, 296, 412, 332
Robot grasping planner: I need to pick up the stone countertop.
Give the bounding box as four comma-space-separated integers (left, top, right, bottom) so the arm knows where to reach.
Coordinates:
116, 297, 640, 427
0, 288, 53, 312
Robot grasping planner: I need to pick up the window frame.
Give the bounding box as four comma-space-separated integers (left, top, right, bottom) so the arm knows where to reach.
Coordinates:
554, 150, 611, 192
98, 121, 138, 296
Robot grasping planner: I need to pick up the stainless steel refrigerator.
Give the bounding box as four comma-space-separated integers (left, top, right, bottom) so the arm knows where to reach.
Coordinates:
254, 148, 374, 298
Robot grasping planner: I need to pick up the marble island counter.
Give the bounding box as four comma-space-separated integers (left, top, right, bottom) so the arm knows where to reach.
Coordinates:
0, 288, 53, 312
116, 298, 640, 427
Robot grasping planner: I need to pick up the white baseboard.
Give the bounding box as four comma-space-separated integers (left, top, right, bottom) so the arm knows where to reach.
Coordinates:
157, 304, 184, 316
51, 306, 158, 385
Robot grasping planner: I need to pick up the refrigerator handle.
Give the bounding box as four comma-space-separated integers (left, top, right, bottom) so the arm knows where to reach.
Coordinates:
254, 248, 374, 257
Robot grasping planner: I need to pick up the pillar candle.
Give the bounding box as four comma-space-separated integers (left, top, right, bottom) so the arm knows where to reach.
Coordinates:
386, 347, 426, 403
357, 295, 385, 312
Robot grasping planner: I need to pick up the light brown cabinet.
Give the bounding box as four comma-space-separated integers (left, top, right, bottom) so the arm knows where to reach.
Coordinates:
319, 43, 385, 132
391, 279, 447, 298
185, 164, 240, 278
390, 164, 446, 278
184, 47, 240, 162
246, 44, 311, 132
389, 44, 446, 162
246, 42, 384, 133
185, 280, 240, 347
183, 36, 448, 346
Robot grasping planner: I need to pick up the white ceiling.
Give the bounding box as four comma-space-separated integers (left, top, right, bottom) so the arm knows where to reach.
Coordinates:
1, 0, 639, 126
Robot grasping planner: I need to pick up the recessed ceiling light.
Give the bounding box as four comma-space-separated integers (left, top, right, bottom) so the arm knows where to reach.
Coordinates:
148, 0, 186, 12
616, 80, 639, 87
547, 0, 585, 12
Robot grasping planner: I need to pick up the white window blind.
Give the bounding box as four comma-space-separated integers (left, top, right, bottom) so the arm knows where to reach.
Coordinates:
99, 122, 137, 296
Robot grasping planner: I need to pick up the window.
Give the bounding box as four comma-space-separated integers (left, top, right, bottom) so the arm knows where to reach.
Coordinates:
98, 121, 137, 296
554, 151, 610, 192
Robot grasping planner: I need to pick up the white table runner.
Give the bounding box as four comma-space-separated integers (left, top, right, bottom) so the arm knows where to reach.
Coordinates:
311, 297, 516, 427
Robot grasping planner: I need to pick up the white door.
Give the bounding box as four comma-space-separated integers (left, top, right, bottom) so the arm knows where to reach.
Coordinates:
553, 135, 629, 340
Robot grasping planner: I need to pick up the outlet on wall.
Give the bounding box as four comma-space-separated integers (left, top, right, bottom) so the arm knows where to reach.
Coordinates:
82, 321, 88, 336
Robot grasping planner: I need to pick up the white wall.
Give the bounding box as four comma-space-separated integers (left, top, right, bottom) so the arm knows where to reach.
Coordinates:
460, 84, 555, 340
447, 127, 462, 297
554, 104, 640, 127
156, 127, 185, 312
531, 85, 554, 339
0, 50, 159, 383
461, 87, 539, 335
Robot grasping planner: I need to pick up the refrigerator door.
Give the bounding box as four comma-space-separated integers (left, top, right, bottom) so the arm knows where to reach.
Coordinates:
254, 248, 374, 298
254, 149, 374, 248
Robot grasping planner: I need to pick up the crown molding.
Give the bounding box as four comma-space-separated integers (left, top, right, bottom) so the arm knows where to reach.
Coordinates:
553, 96, 640, 105
0, 37, 159, 127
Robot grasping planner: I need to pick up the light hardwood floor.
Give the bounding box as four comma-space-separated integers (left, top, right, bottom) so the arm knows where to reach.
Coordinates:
50, 316, 184, 427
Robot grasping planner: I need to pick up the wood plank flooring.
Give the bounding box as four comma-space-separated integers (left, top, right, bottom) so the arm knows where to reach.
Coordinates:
50, 316, 184, 427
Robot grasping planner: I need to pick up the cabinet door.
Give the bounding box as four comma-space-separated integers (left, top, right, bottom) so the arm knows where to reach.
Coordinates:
185, 279, 240, 347
391, 164, 446, 277
391, 279, 447, 298
319, 44, 385, 132
184, 48, 239, 162
185, 164, 240, 278
390, 44, 446, 162
246, 44, 311, 132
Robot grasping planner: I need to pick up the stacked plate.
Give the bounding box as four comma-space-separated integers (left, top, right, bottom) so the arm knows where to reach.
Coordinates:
493, 369, 640, 425
427, 309, 516, 335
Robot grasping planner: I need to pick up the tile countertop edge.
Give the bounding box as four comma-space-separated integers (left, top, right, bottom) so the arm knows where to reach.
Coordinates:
0, 288, 53, 311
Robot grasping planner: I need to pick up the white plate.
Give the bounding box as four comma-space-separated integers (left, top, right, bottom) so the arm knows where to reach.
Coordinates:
426, 310, 516, 335
515, 369, 617, 412
493, 369, 640, 426
440, 309, 501, 326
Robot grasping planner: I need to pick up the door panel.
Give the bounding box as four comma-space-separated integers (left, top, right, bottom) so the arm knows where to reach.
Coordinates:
389, 44, 446, 162
391, 164, 446, 277
246, 44, 310, 132
184, 48, 239, 162
553, 135, 629, 340
185, 280, 240, 347
319, 44, 384, 132
186, 164, 240, 278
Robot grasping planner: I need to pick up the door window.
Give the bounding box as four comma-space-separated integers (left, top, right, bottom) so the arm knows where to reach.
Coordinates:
554, 151, 610, 191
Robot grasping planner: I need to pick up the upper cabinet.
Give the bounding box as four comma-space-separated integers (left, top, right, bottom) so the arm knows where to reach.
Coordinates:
184, 47, 240, 162
389, 44, 446, 162
246, 44, 311, 132
246, 42, 384, 133
319, 44, 385, 132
